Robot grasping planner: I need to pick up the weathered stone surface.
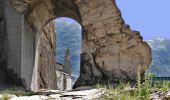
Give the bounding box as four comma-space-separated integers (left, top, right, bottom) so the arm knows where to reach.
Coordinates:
56, 70, 72, 91
9, 89, 105, 100
37, 21, 57, 90
2, 0, 152, 90
0, 7, 24, 90
0, 7, 6, 86
150, 90, 170, 100
74, 0, 152, 87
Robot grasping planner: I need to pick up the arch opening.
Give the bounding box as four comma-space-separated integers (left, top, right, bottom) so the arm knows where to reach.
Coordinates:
40, 17, 82, 90
55, 17, 82, 84
33, 0, 83, 91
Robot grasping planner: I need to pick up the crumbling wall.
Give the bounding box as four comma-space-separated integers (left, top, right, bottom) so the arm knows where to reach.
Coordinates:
37, 22, 57, 90
6, 0, 152, 90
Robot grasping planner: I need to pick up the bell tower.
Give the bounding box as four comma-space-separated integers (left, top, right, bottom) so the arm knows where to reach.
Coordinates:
64, 48, 71, 75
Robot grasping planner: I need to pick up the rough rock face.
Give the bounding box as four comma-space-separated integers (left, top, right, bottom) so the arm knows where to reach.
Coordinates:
74, 0, 152, 87
9, 0, 152, 90
0, 8, 6, 67
37, 22, 57, 90
0, 7, 6, 86
0, 5, 24, 90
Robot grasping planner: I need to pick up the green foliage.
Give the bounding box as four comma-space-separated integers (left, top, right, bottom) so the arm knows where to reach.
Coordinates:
1, 94, 12, 100
97, 66, 170, 100
1, 90, 34, 97
134, 66, 152, 100
153, 81, 170, 91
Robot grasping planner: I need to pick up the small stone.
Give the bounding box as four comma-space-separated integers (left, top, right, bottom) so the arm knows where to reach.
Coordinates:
49, 94, 61, 100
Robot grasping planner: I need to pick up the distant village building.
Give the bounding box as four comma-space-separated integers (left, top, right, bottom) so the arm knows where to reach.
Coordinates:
56, 48, 72, 91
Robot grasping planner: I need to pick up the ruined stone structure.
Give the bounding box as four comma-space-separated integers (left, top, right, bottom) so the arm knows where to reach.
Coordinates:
36, 21, 57, 90
56, 70, 72, 91
64, 48, 71, 75
0, 7, 7, 89
56, 48, 72, 91
0, 0, 151, 91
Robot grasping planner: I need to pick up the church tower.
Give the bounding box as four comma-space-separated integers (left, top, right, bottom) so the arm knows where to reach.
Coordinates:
64, 48, 71, 75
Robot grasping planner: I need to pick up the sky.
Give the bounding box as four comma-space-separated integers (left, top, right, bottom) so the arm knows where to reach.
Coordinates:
57, 17, 77, 24
116, 0, 170, 40
57, 0, 170, 40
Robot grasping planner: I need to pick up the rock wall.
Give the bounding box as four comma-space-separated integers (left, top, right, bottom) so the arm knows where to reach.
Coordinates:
0, 0, 25, 89
74, 0, 151, 87
0, 7, 6, 87
2, 0, 23, 76
0, 7, 6, 67
20, 17, 35, 90
36, 21, 57, 90
7, 0, 152, 90
0, 0, 58, 91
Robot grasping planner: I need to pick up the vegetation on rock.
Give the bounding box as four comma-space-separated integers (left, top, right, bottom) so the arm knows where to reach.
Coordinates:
96, 67, 170, 100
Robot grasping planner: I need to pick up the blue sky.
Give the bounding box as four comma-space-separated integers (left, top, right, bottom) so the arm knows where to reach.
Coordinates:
57, 0, 170, 40
116, 0, 170, 40
56, 17, 77, 24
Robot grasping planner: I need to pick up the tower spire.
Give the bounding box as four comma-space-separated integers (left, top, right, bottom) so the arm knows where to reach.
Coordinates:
65, 48, 70, 58
64, 48, 71, 75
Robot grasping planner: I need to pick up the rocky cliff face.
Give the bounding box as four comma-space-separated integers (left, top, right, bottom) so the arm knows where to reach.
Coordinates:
9, 0, 151, 90
0, 6, 24, 90
0, 7, 6, 67
74, 0, 152, 87
37, 22, 57, 89
0, 7, 6, 88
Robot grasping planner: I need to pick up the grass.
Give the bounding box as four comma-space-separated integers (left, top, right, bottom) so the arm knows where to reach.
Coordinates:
96, 66, 170, 100
0, 67, 170, 100
0, 90, 34, 97
0, 89, 35, 100
0, 94, 12, 100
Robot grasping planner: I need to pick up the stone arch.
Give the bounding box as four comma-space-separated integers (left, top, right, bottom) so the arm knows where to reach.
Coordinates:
34, 17, 81, 90
26, 0, 84, 91
10, 0, 151, 91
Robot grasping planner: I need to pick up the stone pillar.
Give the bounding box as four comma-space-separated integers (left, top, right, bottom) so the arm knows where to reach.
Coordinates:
0, 7, 6, 88
3, 0, 22, 76
36, 21, 57, 90
0, 7, 6, 67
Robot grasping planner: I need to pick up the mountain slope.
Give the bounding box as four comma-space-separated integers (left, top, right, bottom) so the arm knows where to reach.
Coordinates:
147, 37, 170, 76
55, 19, 82, 79
55, 18, 170, 78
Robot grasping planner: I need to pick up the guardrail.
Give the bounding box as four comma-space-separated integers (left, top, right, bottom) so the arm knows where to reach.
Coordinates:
151, 77, 170, 81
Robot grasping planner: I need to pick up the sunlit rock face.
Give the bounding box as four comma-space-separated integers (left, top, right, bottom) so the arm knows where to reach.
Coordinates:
74, 0, 151, 87
36, 22, 57, 90
8, 0, 152, 90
